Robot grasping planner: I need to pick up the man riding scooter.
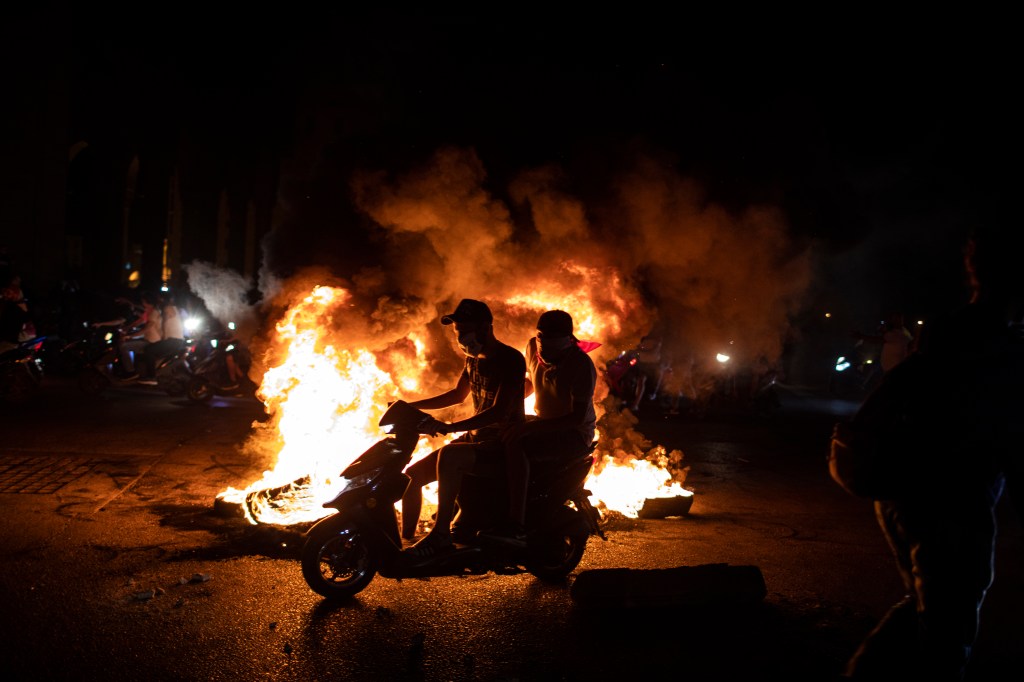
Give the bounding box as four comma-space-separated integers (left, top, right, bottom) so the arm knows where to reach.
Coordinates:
400, 298, 526, 559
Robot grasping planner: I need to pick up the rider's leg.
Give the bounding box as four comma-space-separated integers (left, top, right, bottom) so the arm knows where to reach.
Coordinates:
401, 450, 438, 539
505, 440, 529, 528
427, 442, 478, 542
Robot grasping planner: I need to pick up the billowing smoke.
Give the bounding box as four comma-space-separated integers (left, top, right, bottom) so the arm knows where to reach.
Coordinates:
185, 145, 812, 408
598, 155, 814, 396
342, 147, 811, 400
206, 145, 815, 517
180, 261, 259, 332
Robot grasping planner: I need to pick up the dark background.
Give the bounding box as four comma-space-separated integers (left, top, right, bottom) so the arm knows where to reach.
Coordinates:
1, 5, 1018, 332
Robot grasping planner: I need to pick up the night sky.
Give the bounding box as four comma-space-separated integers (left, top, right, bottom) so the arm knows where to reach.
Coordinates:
5, 7, 1019, 333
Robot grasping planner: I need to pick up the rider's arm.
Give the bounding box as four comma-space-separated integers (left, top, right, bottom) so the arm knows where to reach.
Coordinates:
522, 340, 534, 399
91, 318, 126, 328
446, 352, 526, 433
447, 378, 518, 433
407, 370, 471, 411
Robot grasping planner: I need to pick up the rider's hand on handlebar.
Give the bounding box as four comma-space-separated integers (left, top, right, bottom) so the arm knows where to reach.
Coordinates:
420, 417, 449, 436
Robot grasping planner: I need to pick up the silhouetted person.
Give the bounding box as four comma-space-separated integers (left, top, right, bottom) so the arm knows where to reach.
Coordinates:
843, 225, 1024, 681
141, 291, 187, 378
117, 291, 161, 379
400, 299, 526, 557
481, 310, 597, 547
0, 274, 30, 353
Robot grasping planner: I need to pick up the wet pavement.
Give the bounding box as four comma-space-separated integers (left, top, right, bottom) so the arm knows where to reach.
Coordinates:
0, 377, 1021, 680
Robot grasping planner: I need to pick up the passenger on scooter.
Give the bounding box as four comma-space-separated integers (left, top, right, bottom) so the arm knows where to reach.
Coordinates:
0, 275, 31, 354
118, 291, 162, 380
481, 309, 597, 548
401, 298, 526, 558
141, 291, 187, 379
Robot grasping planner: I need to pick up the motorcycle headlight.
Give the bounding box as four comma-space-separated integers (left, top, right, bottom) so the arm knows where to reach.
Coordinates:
183, 316, 203, 335
336, 470, 378, 493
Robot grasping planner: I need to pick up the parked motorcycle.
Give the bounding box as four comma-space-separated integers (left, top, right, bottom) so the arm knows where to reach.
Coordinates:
185, 327, 255, 403
299, 400, 604, 600
603, 348, 643, 405
0, 336, 45, 403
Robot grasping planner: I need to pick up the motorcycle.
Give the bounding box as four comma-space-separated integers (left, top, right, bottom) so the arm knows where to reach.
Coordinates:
603, 348, 643, 405
299, 400, 604, 600
0, 336, 45, 403
829, 339, 882, 399
75, 324, 192, 397
185, 327, 255, 403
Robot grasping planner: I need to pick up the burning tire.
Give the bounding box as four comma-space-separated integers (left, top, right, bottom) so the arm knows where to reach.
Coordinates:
301, 518, 377, 599
525, 508, 589, 583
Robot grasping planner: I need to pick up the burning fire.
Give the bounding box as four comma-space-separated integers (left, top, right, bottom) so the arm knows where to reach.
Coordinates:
218, 273, 691, 526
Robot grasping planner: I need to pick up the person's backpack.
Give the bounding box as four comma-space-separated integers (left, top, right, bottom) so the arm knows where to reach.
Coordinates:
828, 353, 936, 500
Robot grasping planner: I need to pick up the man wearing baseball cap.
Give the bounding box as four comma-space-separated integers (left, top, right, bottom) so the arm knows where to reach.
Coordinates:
401, 298, 527, 558
480, 309, 597, 548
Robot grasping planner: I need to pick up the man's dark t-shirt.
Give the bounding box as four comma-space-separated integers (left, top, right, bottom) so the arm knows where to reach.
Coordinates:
461, 340, 526, 438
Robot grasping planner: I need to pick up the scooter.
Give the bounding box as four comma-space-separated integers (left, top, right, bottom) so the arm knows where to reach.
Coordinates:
0, 336, 45, 403
829, 339, 882, 399
603, 348, 643, 407
75, 324, 192, 397
299, 400, 604, 600
185, 329, 255, 403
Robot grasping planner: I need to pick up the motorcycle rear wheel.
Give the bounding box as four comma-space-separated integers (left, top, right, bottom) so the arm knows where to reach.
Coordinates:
186, 376, 213, 403
525, 509, 589, 583
157, 359, 190, 397
301, 518, 377, 599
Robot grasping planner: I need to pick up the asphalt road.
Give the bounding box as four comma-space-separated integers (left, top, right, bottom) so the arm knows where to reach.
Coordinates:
1, 378, 1021, 681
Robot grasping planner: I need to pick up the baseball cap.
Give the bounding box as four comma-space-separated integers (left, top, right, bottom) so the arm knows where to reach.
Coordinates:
441, 299, 493, 326
536, 310, 574, 337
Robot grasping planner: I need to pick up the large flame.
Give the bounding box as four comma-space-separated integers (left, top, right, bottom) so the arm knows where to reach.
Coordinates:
218, 271, 691, 526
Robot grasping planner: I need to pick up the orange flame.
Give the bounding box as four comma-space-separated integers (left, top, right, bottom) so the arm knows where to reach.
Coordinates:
218, 270, 690, 526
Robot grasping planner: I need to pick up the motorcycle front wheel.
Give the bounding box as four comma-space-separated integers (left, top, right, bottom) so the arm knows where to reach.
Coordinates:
301, 517, 378, 599
525, 508, 589, 583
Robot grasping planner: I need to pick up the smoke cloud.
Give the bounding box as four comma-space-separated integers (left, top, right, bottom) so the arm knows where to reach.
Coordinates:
186, 145, 813, 409
343, 147, 811, 397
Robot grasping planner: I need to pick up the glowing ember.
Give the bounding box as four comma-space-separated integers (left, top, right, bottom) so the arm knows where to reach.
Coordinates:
217, 274, 690, 526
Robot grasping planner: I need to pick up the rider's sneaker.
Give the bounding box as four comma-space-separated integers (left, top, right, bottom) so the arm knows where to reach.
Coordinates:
477, 523, 527, 549
450, 524, 477, 545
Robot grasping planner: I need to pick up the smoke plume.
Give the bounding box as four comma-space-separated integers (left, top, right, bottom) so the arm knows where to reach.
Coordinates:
184, 146, 812, 410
